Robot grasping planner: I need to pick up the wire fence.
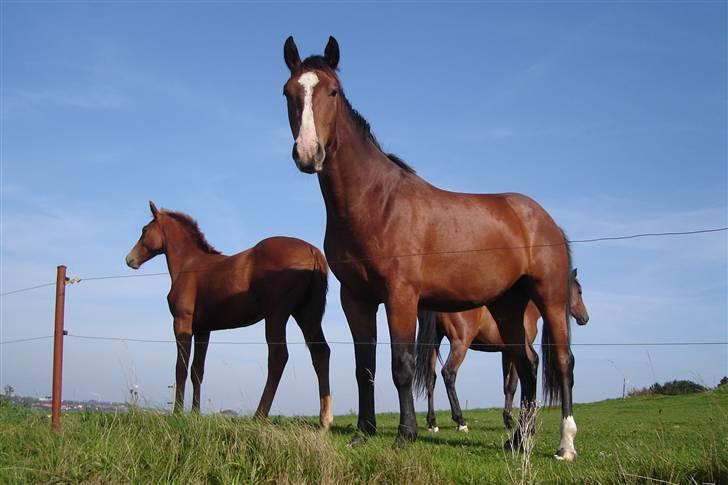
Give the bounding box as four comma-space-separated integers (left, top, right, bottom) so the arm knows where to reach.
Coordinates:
1, 226, 726, 298
1, 334, 726, 347
1, 225, 726, 350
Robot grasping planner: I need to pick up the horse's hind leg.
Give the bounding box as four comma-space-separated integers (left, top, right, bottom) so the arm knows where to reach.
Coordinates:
191, 330, 211, 413
293, 309, 332, 430
502, 354, 518, 429
426, 340, 441, 432
441, 340, 470, 432
506, 341, 539, 450
254, 314, 289, 420
536, 294, 577, 461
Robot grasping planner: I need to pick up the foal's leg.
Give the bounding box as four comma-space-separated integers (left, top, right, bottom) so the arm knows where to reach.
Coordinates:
384, 285, 419, 444
341, 286, 378, 444
293, 310, 332, 430
254, 314, 289, 420
502, 354, 518, 429
191, 330, 211, 413
441, 340, 470, 432
173, 317, 193, 414
426, 340, 441, 432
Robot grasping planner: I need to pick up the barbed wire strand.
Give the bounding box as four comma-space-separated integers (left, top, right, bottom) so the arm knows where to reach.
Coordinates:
0, 335, 54, 345
1, 333, 725, 347
1, 226, 726, 298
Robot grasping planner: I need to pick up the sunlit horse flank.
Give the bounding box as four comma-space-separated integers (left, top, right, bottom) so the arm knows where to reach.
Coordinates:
414, 269, 590, 435
282, 36, 580, 460
125, 202, 333, 429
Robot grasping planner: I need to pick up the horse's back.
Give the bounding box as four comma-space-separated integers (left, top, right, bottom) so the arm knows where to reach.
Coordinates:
250, 236, 325, 271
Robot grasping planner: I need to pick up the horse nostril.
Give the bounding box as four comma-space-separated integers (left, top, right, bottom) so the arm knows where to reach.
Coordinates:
314, 142, 326, 164
292, 143, 299, 161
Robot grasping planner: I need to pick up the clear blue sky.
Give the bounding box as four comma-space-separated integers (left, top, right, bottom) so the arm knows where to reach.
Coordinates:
1, 2, 726, 416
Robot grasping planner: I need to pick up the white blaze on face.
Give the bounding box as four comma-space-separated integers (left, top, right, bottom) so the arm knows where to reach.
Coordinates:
296, 71, 320, 160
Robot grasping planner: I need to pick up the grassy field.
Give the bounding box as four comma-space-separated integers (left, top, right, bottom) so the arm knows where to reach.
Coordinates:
1, 388, 726, 484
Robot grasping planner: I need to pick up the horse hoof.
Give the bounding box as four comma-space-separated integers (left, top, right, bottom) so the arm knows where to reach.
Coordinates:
503, 416, 516, 430
393, 434, 415, 449
555, 448, 577, 462
428, 426, 439, 433
348, 431, 368, 448
503, 435, 522, 452
457, 424, 469, 433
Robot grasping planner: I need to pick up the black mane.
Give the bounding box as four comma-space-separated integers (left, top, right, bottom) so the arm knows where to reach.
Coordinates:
300, 55, 416, 174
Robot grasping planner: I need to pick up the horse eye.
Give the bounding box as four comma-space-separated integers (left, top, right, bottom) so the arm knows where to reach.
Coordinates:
330, 89, 338, 97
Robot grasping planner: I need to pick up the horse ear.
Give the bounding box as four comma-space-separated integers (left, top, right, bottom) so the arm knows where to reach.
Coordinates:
284, 36, 301, 72
324, 36, 340, 70
149, 200, 159, 219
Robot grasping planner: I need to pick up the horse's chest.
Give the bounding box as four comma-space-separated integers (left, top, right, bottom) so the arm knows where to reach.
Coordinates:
324, 235, 387, 298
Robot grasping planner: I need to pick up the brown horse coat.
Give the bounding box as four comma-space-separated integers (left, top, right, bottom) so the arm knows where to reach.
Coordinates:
126, 202, 332, 428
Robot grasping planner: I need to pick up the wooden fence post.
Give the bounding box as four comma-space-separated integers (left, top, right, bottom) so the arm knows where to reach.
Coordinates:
51, 265, 67, 432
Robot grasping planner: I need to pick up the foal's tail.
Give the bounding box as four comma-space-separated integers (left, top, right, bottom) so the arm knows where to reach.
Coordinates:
307, 247, 329, 323
414, 309, 440, 398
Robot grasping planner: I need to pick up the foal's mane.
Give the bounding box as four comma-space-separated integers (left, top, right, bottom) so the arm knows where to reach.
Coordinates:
162, 210, 221, 255
301, 56, 416, 174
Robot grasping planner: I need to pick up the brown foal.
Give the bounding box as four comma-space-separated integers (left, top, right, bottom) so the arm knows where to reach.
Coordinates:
125, 202, 333, 429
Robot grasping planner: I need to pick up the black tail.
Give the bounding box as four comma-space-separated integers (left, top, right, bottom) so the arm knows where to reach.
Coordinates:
542, 230, 573, 407
541, 323, 562, 407
414, 309, 439, 398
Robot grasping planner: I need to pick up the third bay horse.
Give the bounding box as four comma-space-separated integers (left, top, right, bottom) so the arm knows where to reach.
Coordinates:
283, 36, 579, 459
414, 269, 590, 434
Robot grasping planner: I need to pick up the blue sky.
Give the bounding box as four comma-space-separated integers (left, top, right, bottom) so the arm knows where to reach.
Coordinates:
1, 2, 726, 416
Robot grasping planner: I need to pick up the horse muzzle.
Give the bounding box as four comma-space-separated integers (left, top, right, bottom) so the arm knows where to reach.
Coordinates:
292, 141, 325, 174
576, 314, 589, 326
125, 254, 140, 270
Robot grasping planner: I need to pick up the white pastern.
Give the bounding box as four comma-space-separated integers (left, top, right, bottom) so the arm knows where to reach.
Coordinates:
457, 424, 469, 433
558, 415, 577, 453
428, 426, 439, 433
296, 72, 320, 159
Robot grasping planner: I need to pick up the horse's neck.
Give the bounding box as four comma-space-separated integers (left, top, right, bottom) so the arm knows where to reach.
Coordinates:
318, 119, 406, 223
161, 222, 209, 278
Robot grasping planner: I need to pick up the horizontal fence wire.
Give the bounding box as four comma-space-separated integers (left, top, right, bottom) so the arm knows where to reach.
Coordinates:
1, 226, 726, 298
1, 333, 726, 347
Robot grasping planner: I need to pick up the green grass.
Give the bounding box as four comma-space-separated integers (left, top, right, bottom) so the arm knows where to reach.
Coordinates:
1, 388, 726, 484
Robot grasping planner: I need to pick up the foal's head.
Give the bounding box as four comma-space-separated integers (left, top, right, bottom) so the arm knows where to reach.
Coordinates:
126, 201, 165, 269
570, 268, 590, 326
282, 36, 341, 174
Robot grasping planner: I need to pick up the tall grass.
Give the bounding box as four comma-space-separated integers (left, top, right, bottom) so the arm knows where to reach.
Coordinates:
0, 407, 439, 484
1, 388, 726, 484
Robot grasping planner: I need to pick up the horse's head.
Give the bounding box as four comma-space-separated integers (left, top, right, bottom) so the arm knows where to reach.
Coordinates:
126, 201, 165, 269
282, 36, 341, 174
570, 268, 590, 325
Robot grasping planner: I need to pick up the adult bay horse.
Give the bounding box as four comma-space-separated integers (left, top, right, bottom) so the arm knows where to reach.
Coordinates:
125, 202, 333, 429
414, 269, 590, 434
282, 36, 578, 459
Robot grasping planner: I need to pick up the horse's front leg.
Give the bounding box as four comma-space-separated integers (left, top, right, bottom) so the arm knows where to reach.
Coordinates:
173, 316, 193, 414
502, 353, 518, 429
191, 330, 211, 413
384, 284, 419, 445
340, 285, 378, 445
